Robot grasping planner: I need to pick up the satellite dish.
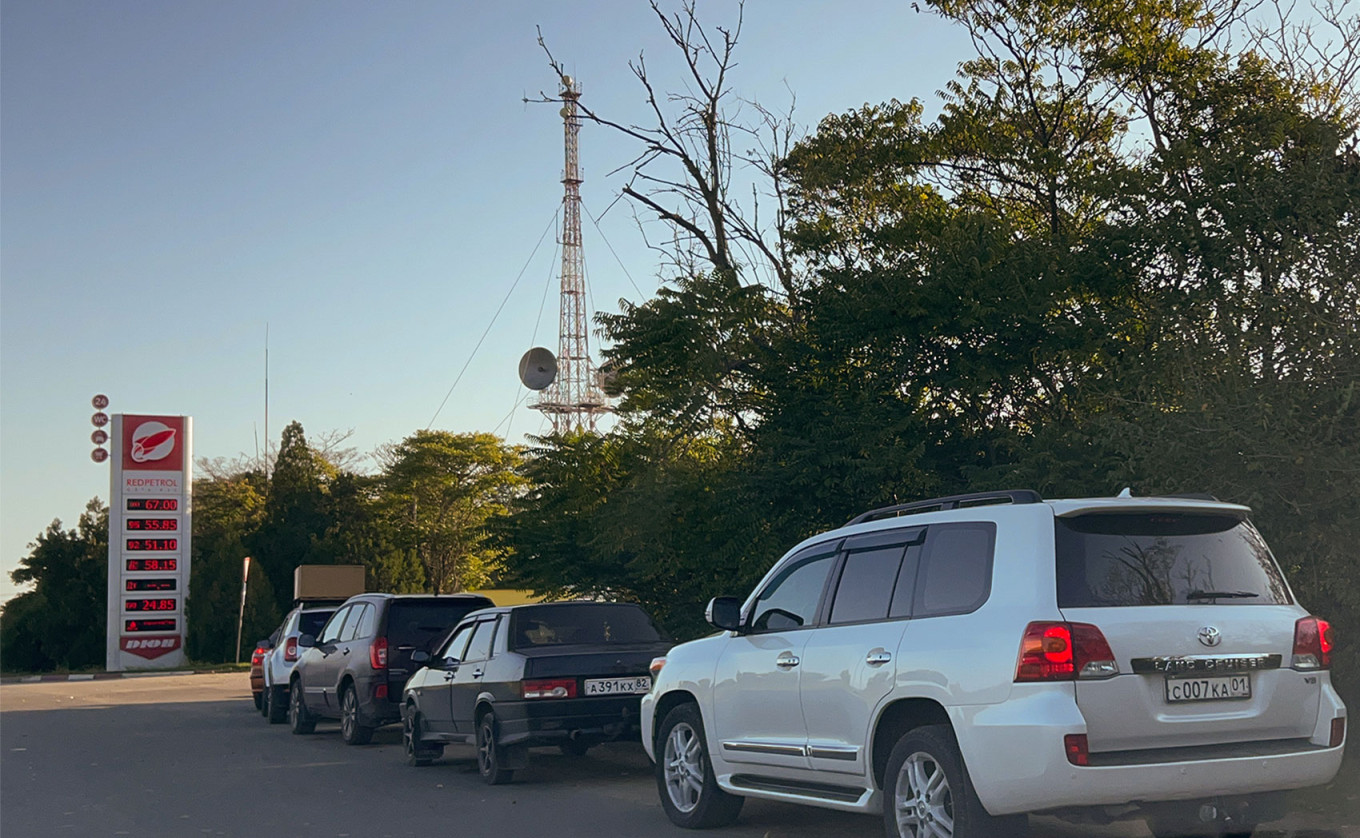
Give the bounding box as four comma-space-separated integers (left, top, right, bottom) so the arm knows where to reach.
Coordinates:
519, 347, 557, 391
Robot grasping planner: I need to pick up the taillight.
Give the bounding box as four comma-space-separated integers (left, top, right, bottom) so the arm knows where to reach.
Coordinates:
284, 637, 298, 663
1064, 733, 1089, 766
251, 648, 265, 666
1015, 622, 1118, 682
523, 678, 577, 699
370, 636, 388, 670
1293, 616, 1333, 670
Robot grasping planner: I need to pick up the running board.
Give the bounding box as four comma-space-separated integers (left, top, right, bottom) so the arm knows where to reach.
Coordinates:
728, 774, 866, 804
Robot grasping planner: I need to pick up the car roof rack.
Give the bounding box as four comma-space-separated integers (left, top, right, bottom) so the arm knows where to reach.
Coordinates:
846, 489, 1043, 526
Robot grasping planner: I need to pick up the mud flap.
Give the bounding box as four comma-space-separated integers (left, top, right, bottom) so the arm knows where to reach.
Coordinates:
500, 741, 530, 770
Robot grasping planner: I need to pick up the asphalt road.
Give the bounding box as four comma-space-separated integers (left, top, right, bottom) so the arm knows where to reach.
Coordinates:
1, 673, 1354, 838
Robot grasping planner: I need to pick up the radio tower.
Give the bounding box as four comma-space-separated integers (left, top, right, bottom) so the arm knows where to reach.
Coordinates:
531, 75, 610, 433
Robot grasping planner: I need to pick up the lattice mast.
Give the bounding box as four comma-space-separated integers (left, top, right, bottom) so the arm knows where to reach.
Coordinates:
532, 75, 609, 432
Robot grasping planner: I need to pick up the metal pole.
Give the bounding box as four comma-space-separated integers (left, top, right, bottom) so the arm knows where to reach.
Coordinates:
235, 556, 251, 664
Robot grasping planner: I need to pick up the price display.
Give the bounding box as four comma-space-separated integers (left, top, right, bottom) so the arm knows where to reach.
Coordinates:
126, 578, 177, 592
125, 618, 177, 633
126, 558, 178, 572
125, 538, 177, 552
125, 598, 177, 612
126, 518, 178, 531
127, 498, 179, 511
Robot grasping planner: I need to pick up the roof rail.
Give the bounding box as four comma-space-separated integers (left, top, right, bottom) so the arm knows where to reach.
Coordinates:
846, 490, 1043, 526
1163, 492, 1220, 502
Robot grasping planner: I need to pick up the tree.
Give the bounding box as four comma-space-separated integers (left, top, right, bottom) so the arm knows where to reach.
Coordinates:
1, 500, 109, 671
251, 421, 338, 614
379, 431, 525, 594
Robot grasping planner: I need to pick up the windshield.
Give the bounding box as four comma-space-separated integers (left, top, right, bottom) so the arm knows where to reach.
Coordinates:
298, 610, 334, 637
509, 604, 669, 650
1056, 513, 1292, 607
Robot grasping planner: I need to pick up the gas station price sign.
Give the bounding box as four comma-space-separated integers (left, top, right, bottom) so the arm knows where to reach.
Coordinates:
106, 414, 192, 670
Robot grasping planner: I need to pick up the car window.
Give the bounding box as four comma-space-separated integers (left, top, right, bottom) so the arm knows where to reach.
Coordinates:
914, 523, 996, 618
298, 610, 333, 638
1056, 514, 1292, 607
352, 604, 376, 639
509, 604, 670, 650
463, 619, 496, 662
342, 603, 373, 641
829, 546, 909, 625
888, 544, 925, 618
749, 549, 837, 633
318, 605, 352, 644
440, 624, 473, 661
388, 599, 493, 653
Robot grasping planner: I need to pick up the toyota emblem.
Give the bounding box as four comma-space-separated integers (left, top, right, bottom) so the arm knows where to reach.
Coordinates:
1197, 626, 1222, 647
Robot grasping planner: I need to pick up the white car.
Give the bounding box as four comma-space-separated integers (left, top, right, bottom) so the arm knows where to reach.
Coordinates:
260, 602, 341, 724
641, 490, 1346, 838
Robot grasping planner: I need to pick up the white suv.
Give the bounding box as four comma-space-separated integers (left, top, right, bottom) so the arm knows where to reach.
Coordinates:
641, 490, 1346, 838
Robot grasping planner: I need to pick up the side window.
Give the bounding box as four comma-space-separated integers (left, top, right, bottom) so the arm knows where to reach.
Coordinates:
888, 544, 925, 618
319, 606, 352, 643
829, 546, 908, 624
337, 604, 367, 643
463, 619, 496, 662
749, 550, 837, 633
441, 624, 473, 662
914, 523, 997, 618
351, 604, 376, 640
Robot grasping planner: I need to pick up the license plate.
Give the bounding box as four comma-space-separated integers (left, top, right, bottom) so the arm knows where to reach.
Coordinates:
1165, 674, 1252, 702
583, 676, 651, 696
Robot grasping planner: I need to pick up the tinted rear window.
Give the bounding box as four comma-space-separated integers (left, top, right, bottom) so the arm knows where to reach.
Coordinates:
388, 599, 492, 650
299, 610, 334, 638
509, 604, 669, 649
1056, 514, 1292, 607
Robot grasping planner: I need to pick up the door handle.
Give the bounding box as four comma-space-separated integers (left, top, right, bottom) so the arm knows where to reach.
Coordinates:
472, 669, 484, 679
443, 672, 455, 682
342, 647, 350, 656
775, 652, 800, 670
865, 648, 892, 666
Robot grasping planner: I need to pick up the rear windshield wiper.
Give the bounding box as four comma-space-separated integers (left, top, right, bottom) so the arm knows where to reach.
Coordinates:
1186, 590, 1260, 600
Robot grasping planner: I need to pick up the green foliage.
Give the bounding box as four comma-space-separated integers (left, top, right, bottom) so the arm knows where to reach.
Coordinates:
2, 500, 109, 671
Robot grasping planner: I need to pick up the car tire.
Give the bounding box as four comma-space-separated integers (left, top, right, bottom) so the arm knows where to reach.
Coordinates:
476, 711, 515, 785
288, 678, 316, 735
655, 702, 744, 829
403, 707, 442, 767
559, 739, 591, 757
266, 684, 288, 724
882, 724, 1026, 838
340, 684, 375, 746
253, 691, 264, 712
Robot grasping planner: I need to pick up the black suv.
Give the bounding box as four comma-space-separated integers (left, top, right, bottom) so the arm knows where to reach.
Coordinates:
288, 593, 494, 744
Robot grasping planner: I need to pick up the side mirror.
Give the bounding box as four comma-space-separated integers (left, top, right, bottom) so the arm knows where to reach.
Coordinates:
411, 650, 430, 665
443, 656, 461, 670
705, 597, 743, 632
298, 634, 316, 649
256, 639, 274, 651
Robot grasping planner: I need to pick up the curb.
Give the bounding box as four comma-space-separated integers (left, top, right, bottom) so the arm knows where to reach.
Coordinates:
1, 668, 240, 685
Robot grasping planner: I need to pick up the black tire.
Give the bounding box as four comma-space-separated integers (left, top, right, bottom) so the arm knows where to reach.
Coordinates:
340, 684, 375, 746
559, 739, 591, 757
882, 724, 1026, 838
253, 690, 264, 712
288, 678, 316, 735
266, 684, 288, 724
655, 702, 744, 829
476, 711, 515, 785
403, 707, 442, 767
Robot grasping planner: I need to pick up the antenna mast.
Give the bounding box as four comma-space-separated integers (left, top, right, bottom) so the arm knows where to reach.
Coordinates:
531, 74, 609, 433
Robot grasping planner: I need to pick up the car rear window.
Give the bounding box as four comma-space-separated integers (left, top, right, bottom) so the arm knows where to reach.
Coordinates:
298, 610, 334, 638
387, 599, 492, 650
1056, 513, 1293, 607
509, 604, 669, 649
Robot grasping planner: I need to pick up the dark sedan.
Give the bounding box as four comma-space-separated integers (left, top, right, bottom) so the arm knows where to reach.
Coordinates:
400, 601, 672, 784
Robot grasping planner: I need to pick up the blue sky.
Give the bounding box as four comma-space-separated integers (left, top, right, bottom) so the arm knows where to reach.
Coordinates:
1, 1, 973, 604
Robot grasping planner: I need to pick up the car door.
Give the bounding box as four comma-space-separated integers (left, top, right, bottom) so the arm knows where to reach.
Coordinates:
711, 543, 839, 772
306, 604, 352, 711
416, 622, 474, 735
321, 604, 368, 712
799, 529, 923, 776
449, 617, 500, 733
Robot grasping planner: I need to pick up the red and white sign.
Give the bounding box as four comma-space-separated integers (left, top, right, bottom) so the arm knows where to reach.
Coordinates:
120, 635, 182, 660
122, 415, 185, 471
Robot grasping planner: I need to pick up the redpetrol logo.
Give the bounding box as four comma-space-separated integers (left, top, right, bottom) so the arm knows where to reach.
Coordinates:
121, 415, 184, 471
120, 635, 182, 659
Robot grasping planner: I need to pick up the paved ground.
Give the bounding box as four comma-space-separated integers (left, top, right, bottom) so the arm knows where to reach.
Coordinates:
1, 673, 1354, 837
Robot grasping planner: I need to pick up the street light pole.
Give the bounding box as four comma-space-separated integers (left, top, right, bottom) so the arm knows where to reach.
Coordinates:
235, 556, 251, 664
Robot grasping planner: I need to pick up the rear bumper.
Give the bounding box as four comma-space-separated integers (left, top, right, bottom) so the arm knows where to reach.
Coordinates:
956, 686, 1346, 815
496, 695, 644, 746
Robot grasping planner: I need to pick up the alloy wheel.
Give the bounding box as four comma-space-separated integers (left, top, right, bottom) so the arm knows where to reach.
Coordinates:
894, 751, 955, 838
663, 721, 704, 814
